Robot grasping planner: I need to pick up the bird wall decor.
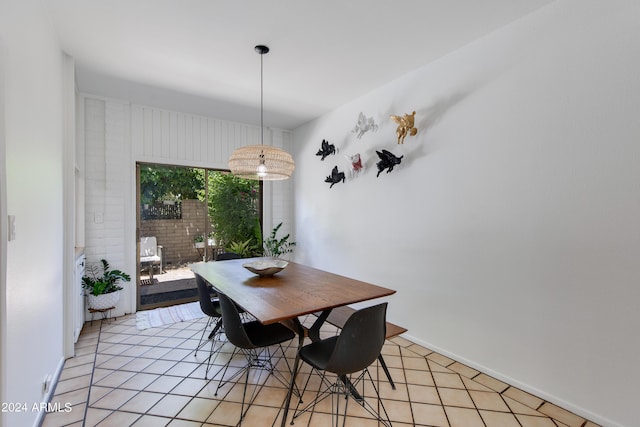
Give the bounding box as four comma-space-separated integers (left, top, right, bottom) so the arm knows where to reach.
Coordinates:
347, 153, 364, 178
325, 166, 345, 188
390, 111, 418, 144
352, 112, 378, 139
376, 149, 403, 177
316, 139, 336, 160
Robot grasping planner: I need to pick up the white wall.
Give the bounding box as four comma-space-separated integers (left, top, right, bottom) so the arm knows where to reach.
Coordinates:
81, 96, 295, 315
0, 0, 67, 426
0, 26, 7, 427
292, 1, 640, 426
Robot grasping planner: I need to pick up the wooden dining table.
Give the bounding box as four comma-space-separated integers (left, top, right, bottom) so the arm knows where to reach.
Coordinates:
190, 257, 396, 427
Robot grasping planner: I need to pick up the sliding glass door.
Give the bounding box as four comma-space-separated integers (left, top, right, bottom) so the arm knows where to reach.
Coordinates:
136, 162, 261, 310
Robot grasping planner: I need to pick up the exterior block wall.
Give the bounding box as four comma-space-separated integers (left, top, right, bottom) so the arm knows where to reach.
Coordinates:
140, 199, 212, 265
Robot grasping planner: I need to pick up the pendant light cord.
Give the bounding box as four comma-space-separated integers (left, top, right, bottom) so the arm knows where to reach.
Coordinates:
260, 48, 264, 146
228, 44, 293, 180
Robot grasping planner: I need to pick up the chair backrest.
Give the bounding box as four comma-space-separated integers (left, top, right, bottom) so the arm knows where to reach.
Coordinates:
217, 292, 255, 349
216, 252, 241, 261
140, 237, 158, 257
325, 303, 388, 375
194, 274, 220, 318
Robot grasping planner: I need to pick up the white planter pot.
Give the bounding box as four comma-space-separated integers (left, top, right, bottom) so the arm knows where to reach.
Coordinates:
195, 239, 216, 249
87, 291, 120, 310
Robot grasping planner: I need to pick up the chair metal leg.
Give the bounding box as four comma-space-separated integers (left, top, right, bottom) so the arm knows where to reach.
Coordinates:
204, 324, 224, 379
292, 369, 332, 425
213, 344, 295, 427
194, 317, 224, 379
194, 317, 214, 356
214, 346, 241, 396
291, 368, 392, 427
239, 355, 252, 425
338, 374, 363, 402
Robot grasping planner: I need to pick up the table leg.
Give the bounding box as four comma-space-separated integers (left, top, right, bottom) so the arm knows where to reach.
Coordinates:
308, 309, 331, 342
280, 318, 305, 427
378, 354, 396, 390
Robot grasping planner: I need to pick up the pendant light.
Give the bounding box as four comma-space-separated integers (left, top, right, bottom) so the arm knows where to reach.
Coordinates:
228, 45, 295, 180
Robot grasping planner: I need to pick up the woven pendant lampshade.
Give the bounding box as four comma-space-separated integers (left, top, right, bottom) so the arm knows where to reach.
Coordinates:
229, 45, 295, 180
228, 144, 295, 180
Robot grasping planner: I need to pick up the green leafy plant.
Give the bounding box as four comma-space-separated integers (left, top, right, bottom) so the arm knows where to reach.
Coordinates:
194, 232, 216, 244
140, 164, 203, 205
206, 172, 260, 249
226, 239, 256, 258
82, 259, 131, 296
263, 222, 296, 258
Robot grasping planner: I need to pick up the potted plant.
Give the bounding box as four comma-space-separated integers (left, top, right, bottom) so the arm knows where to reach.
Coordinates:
82, 259, 131, 310
194, 235, 205, 249
227, 238, 257, 258
195, 233, 217, 249
263, 222, 296, 259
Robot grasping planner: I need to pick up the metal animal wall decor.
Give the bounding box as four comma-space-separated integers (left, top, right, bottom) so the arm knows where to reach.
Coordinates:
347, 153, 364, 178
376, 149, 403, 177
325, 166, 346, 188
316, 139, 336, 160
390, 111, 418, 144
352, 112, 378, 139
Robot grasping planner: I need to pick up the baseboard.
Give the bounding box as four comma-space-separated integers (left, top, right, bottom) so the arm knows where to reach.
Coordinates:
403, 333, 621, 427
33, 356, 66, 427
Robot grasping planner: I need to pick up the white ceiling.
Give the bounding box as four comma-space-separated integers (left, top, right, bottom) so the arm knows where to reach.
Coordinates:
46, 0, 556, 129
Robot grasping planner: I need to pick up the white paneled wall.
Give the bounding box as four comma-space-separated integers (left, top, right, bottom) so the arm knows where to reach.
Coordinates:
104, 101, 130, 269
263, 130, 295, 240
132, 105, 260, 169
82, 96, 295, 315
130, 103, 294, 233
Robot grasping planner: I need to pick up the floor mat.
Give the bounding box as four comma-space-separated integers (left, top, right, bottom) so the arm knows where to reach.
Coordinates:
135, 301, 204, 330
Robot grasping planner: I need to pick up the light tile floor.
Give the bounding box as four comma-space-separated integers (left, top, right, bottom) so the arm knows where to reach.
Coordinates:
42, 313, 599, 427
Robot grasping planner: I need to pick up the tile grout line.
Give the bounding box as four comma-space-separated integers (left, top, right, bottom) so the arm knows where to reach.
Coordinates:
82, 322, 104, 427
426, 358, 451, 427
497, 387, 525, 427
428, 355, 586, 427
398, 343, 416, 427
132, 322, 208, 425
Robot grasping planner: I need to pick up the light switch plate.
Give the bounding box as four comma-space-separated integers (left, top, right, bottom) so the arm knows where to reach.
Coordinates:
8, 215, 15, 241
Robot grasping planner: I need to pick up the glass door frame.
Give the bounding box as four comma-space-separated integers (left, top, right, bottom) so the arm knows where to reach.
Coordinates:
135, 162, 263, 311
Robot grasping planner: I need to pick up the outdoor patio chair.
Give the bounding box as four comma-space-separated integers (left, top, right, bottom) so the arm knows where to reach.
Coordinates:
140, 236, 163, 279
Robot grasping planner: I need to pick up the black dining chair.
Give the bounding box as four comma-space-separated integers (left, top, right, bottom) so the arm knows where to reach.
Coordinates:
215, 291, 297, 425
193, 274, 224, 379
290, 303, 392, 427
